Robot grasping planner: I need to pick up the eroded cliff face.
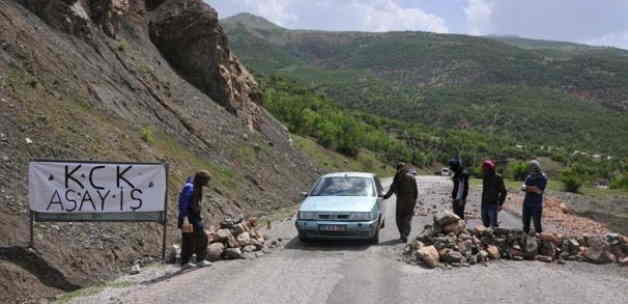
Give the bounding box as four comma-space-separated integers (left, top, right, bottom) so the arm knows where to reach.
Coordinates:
148, 0, 265, 132
19, 0, 137, 38
0, 1, 315, 302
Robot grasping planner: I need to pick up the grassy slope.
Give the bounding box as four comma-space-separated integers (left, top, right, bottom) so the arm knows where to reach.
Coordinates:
293, 135, 395, 177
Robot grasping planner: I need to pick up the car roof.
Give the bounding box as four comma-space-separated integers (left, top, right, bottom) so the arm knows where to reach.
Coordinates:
320, 172, 376, 178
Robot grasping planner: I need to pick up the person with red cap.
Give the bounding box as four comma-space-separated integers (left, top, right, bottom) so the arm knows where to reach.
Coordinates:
481, 160, 507, 228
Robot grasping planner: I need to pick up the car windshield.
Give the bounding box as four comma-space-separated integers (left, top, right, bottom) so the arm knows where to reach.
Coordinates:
310, 176, 374, 197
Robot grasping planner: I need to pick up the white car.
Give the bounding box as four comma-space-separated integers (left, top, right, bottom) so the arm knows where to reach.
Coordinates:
440, 168, 451, 176
295, 172, 386, 244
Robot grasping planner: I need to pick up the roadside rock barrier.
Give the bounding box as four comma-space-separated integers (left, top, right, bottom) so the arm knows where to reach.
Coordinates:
167, 216, 267, 264
206, 216, 266, 260
404, 211, 628, 268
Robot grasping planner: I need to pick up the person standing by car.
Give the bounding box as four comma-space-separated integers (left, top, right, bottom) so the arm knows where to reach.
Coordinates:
449, 158, 469, 220
521, 160, 548, 234
178, 170, 212, 268
383, 162, 419, 242
481, 160, 507, 228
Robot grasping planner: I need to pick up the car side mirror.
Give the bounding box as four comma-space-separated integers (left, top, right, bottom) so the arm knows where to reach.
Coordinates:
300, 192, 309, 197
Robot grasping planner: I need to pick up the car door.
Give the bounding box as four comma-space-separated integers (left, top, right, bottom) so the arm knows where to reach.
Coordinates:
374, 176, 384, 217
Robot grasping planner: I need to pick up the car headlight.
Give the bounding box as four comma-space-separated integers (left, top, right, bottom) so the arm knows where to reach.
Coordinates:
298, 211, 316, 220
351, 212, 373, 221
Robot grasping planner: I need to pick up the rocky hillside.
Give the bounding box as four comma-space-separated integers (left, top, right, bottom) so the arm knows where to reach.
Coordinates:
0, 1, 318, 302
222, 13, 628, 156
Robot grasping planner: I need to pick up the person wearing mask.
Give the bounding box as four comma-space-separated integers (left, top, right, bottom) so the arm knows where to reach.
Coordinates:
384, 162, 419, 242
521, 160, 548, 234
481, 160, 507, 228
448, 158, 469, 220
178, 170, 212, 268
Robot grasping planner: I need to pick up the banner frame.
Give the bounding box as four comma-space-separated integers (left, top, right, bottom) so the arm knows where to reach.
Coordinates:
28, 159, 170, 261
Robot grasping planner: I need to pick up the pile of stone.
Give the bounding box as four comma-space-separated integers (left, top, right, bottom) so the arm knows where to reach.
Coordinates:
206, 216, 268, 261
168, 216, 269, 263
405, 211, 628, 268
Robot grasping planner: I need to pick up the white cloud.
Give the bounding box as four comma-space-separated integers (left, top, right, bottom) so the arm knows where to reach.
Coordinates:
464, 0, 493, 35
358, 0, 449, 33
462, 0, 628, 49
211, 0, 448, 33
586, 30, 628, 50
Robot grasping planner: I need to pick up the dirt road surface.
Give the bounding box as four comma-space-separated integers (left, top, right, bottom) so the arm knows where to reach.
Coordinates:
64, 176, 628, 304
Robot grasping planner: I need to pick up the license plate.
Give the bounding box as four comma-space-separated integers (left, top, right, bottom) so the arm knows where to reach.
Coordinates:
319, 224, 347, 232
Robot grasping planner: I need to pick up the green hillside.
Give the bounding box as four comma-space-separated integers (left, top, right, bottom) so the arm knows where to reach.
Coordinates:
222, 13, 628, 157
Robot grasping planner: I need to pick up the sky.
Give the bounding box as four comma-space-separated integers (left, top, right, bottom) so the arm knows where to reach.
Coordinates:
206, 0, 628, 50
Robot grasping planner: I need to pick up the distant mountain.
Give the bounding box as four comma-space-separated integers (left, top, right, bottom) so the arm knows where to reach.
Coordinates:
222, 12, 285, 31
222, 14, 628, 156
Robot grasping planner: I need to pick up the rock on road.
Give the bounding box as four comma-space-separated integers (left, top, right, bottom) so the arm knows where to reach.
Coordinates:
68, 176, 628, 304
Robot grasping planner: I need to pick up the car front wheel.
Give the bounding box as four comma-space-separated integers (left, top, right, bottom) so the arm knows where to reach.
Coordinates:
369, 220, 380, 244
299, 234, 311, 243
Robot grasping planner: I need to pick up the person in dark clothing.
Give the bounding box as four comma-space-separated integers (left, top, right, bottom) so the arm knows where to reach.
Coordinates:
481, 160, 507, 228
178, 170, 211, 268
384, 162, 419, 242
448, 159, 469, 220
521, 160, 548, 234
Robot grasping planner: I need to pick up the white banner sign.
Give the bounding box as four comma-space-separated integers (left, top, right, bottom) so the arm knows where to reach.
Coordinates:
29, 161, 167, 220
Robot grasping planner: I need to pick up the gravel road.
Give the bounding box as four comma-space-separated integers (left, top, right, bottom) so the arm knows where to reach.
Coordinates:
64, 176, 628, 304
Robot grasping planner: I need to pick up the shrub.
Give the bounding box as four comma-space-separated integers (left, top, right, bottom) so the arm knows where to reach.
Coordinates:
140, 127, 155, 144
610, 173, 628, 191
118, 39, 129, 52
560, 168, 583, 193
469, 166, 483, 178
508, 161, 529, 181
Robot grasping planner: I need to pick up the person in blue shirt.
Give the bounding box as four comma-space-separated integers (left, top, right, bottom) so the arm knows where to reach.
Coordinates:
521, 160, 548, 234
178, 170, 211, 268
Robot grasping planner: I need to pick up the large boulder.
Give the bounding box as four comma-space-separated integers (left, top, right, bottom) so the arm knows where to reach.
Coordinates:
587, 235, 608, 248
207, 242, 225, 261
583, 248, 616, 264
478, 250, 489, 263
473, 225, 488, 235
539, 241, 557, 258
166, 244, 180, 264
219, 215, 244, 230
440, 249, 465, 264
206, 230, 219, 244
233, 223, 251, 235
237, 232, 252, 246
89, 0, 131, 38
434, 211, 461, 227
148, 0, 265, 131
223, 248, 244, 260
216, 229, 232, 241
416, 246, 440, 268
443, 221, 466, 235
226, 234, 241, 248
487, 246, 500, 259
523, 235, 538, 259
250, 229, 265, 242
538, 232, 561, 246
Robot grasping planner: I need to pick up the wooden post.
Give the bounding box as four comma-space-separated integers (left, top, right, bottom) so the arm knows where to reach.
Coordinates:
161, 163, 169, 261
29, 211, 34, 248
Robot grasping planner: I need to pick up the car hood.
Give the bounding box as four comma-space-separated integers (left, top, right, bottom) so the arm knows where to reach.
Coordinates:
299, 196, 377, 212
